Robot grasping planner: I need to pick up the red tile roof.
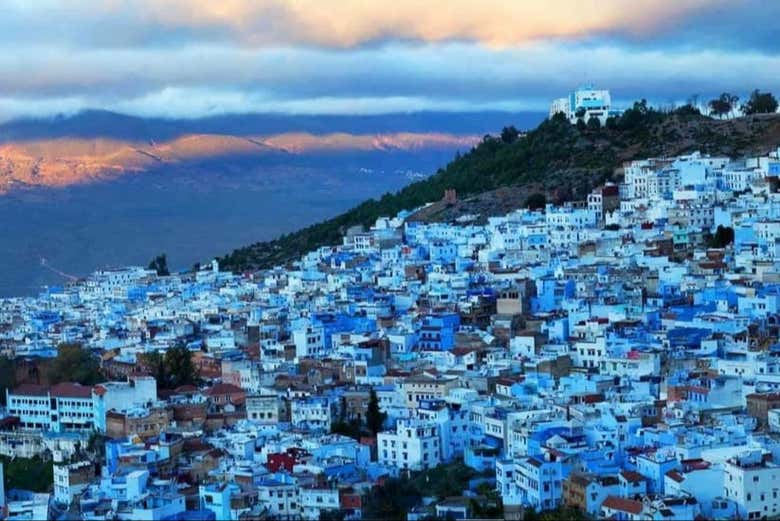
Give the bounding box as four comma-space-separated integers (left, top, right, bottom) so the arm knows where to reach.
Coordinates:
205, 383, 244, 396
665, 470, 685, 483
50, 382, 93, 398
603, 496, 643, 515
620, 470, 646, 483
12, 384, 48, 396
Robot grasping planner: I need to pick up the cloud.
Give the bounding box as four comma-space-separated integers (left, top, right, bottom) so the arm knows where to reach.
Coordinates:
0, 1, 778, 120
0, 0, 757, 50
0, 41, 777, 121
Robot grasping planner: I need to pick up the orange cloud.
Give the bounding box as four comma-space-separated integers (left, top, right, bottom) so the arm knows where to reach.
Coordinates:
106, 0, 722, 48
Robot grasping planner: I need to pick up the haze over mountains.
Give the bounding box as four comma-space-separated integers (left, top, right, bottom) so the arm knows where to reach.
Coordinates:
0, 109, 545, 296
0, 110, 544, 193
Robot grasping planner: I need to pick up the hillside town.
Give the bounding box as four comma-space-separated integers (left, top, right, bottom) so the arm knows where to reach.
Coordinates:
3, 147, 780, 520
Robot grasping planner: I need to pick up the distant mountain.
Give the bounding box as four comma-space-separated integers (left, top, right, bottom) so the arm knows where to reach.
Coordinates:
218, 109, 780, 271
0, 109, 546, 142
0, 132, 481, 193
0, 110, 545, 193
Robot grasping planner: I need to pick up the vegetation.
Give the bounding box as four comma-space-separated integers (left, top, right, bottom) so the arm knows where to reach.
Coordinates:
330, 418, 363, 440
366, 389, 387, 436
742, 90, 779, 115
524, 192, 547, 211
148, 253, 170, 276
331, 396, 364, 439
673, 103, 701, 117
708, 92, 739, 119
330, 391, 387, 440
500, 125, 520, 144
218, 100, 780, 272
0, 356, 15, 405
362, 461, 482, 520
586, 116, 601, 130
0, 455, 54, 492
709, 225, 735, 248
48, 343, 103, 386
142, 345, 199, 390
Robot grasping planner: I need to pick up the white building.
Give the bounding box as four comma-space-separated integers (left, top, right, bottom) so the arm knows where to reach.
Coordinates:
246, 393, 281, 424
53, 458, 92, 506
291, 398, 335, 431
293, 324, 326, 358
299, 487, 340, 520
256, 477, 299, 520
92, 376, 158, 430
6, 383, 97, 433
549, 86, 617, 125
377, 419, 441, 471
723, 450, 780, 520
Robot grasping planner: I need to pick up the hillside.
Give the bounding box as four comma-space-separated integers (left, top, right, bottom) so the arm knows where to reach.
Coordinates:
218, 105, 780, 272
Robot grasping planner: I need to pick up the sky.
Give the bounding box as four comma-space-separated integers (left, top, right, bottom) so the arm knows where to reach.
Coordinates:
1, 0, 779, 120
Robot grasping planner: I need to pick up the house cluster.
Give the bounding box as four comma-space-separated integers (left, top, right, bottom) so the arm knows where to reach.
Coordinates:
2, 148, 780, 520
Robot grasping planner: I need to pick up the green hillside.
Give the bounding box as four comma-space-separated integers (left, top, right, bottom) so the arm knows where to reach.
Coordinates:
218, 102, 780, 272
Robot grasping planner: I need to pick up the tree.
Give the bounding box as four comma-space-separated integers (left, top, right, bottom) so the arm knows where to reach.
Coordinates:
319, 510, 346, 521
164, 345, 198, 389
575, 118, 586, 131
619, 99, 654, 128
708, 97, 728, 118
525, 192, 547, 211
708, 92, 738, 119
0, 356, 16, 405
709, 225, 735, 248
142, 346, 198, 389
549, 111, 568, 125
742, 89, 778, 115
143, 351, 167, 386
586, 116, 601, 130
500, 126, 520, 144
366, 389, 386, 436
726, 93, 740, 118
673, 103, 700, 116
48, 343, 103, 385
148, 253, 170, 276
0, 455, 54, 492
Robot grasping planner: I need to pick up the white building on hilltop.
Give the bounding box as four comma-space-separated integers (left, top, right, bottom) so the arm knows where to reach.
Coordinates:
550, 85, 619, 125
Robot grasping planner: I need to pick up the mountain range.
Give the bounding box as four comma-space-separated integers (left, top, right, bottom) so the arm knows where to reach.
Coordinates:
0, 110, 547, 193
0, 132, 481, 193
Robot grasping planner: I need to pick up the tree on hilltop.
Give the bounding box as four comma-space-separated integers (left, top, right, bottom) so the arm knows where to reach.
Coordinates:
708, 92, 738, 119
500, 126, 520, 144
742, 89, 778, 115
586, 116, 601, 130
